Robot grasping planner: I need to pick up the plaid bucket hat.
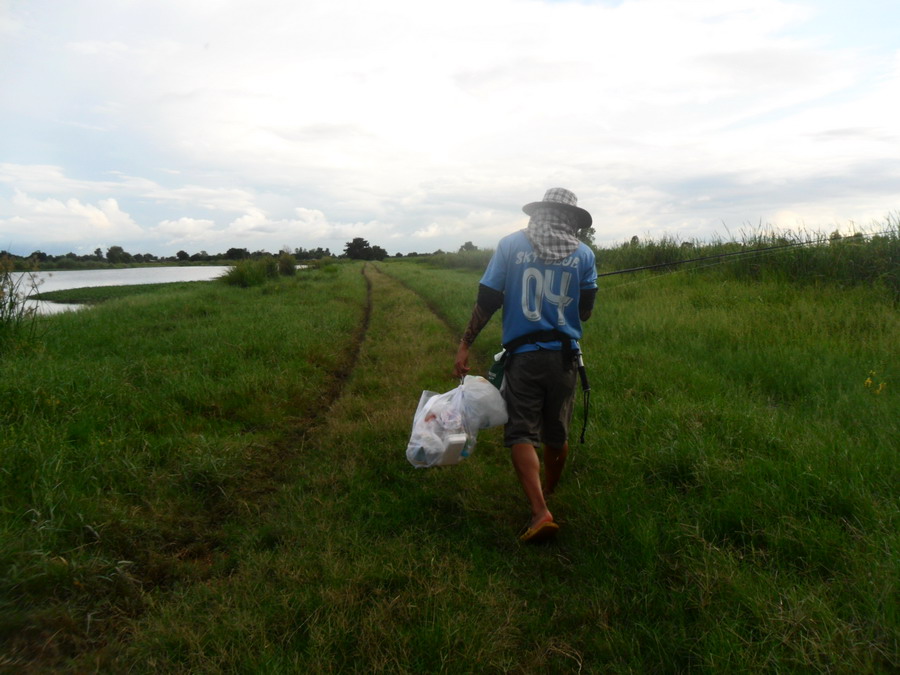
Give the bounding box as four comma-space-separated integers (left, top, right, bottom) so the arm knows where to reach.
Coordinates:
522, 187, 592, 229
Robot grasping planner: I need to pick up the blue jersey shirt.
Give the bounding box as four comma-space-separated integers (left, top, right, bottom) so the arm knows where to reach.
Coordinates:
480, 229, 598, 353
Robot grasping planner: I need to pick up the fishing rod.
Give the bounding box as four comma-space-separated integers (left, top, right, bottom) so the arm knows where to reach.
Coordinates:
573, 227, 893, 440
598, 236, 827, 278
596, 228, 894, 279
605, 244, 798, 290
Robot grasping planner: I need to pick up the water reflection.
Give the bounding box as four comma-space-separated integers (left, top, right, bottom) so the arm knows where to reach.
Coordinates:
25, 299, 86, 315
13, 266, 231, 315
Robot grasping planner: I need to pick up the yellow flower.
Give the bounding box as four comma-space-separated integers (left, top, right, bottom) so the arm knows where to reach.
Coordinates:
864, 377, 873, 388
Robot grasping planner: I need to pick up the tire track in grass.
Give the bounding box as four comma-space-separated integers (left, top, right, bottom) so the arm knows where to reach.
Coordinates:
114, 262, 477, 670
44, 265, 376, 673
315, 263, 373, 409
223, 265, 374, 509
304, 262, 455, 446
377, 263, 504, 378
374, 266, 459, 335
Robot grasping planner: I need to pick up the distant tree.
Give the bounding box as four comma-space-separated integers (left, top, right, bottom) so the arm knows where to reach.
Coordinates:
94, 247, 103, 259
578, 226, 596, 248
371, 245, 388, 261
106, 246, 131, 264
344, 237, 373, 260
458, 241, 478, 253
176, 250, 190, 261
225, 247, 250, 260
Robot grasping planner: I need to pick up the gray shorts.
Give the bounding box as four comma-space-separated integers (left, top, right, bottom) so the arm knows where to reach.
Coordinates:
503, 349, 577, 448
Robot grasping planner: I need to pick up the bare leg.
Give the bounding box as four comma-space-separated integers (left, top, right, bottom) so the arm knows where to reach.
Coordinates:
543, 442, 569, 496
510, 443, 552, 529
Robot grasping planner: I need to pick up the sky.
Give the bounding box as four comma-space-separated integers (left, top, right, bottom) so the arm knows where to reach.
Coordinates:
1, 0, 898, 257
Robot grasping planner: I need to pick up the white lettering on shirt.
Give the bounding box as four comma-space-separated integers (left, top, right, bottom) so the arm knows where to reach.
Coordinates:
521, 267, 573, 326
515, 251, 580, 268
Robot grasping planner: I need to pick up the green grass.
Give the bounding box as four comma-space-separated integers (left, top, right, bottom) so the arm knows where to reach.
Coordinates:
35, 281, 210, 305
1, 243, 897, 672
382, 252, 898, 672
0, 265, 367, 668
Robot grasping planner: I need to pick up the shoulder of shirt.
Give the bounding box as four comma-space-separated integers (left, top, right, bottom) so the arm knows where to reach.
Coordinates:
494, 229, 530, 252
499, 229, 528, 244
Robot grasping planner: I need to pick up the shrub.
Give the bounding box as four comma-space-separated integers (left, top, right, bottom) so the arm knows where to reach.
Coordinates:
278, 252, 297, 276
219, 257, 280, 287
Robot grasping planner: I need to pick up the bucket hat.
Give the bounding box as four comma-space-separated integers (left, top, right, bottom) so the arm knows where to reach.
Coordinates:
522, 187, 592, 229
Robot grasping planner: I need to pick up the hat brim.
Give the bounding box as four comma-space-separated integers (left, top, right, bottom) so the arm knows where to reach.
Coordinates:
523, 201, 592, 229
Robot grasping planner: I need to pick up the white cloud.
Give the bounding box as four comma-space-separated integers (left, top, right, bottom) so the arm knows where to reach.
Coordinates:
413, 223, 442, 239
155, 217, 218, 245
1, 0, 898, 255
0, 163, 103, 194
153, 186, 256, 212
68, 40, 129, 57
1, 191, 143, 247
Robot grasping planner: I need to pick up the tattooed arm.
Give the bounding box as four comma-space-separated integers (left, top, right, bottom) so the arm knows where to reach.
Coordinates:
579, 287, 597, 321
454, 284, 504, 378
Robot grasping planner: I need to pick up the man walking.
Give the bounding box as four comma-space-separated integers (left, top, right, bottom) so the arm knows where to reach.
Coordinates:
454, 188, 597, 543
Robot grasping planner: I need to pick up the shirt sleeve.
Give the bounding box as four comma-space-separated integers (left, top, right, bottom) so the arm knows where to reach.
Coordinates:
581, 246, 598, 290
479, 236, 510, 292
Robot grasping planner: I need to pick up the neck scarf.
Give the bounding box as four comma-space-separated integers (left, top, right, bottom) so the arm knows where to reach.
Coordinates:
525, 207, 581, 263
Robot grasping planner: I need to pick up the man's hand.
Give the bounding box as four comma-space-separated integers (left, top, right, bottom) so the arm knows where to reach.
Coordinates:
453, 341, 471, 379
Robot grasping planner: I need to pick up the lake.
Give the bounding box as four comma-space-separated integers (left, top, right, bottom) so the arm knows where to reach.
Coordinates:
12, 266, 232, 315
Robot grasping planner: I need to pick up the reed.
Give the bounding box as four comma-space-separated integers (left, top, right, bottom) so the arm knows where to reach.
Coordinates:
0, 256, 41, 353
597, 216, 899, 294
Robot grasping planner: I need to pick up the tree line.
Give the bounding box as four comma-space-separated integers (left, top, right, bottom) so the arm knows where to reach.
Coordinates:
2, 238, 478, 269
1, 245, 337, 267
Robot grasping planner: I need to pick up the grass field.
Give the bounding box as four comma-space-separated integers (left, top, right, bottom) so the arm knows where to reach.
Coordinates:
1, 239, 897, 672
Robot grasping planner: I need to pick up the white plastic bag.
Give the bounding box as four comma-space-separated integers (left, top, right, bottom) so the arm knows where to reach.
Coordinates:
406, 376, 508, 468
460, 375, 507, 429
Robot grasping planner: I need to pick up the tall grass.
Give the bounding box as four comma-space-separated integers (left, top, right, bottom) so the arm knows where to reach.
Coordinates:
426, 248, 494, 271
0, 256, 41, 353
598, 217, 899, 295
420, 216, 898, 299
